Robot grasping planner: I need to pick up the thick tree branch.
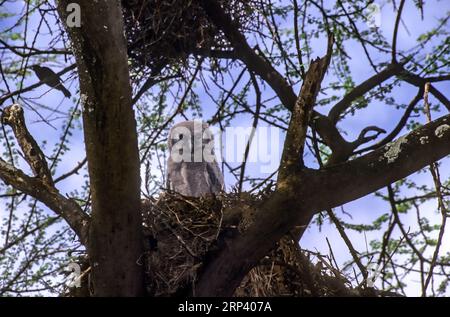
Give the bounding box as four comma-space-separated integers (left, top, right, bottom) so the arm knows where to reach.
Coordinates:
328, 63, 405, 123
306, 114, 450, 211
195, 112, 450, 296
0, 161, 89, 243
278, 36, 333, 183
0, 105, 89, 244
2, 104, 53, 186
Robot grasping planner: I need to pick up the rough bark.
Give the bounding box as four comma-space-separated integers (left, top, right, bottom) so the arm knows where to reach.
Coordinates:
278, 36, 333, 183
56, 0, 144, 296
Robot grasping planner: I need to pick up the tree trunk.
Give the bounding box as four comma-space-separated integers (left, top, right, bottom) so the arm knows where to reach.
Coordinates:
57, 0, 144, 296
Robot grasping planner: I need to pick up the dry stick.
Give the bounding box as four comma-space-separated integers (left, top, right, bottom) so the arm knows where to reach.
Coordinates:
422, 82, 448, 296
327, 209, 368, 281
389, 186, 448, 269
0, 39, 69, 57
325, 237, 341, 272
238, 73, 261, 193
377, 215, 396, 266
54, 157, 87, 183
392, 0, 406, 63
49, 101, 80, 171
293, 0, 306, 79
278, 34, 334, 183
311, 113, 368, 282
207, 68, 247, 126
265, 0, 301, 81
336, 0, 377, 71
357, 212, 406, 289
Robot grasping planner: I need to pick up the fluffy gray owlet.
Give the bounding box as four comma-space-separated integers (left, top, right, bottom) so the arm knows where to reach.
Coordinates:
167, 120, 224, 197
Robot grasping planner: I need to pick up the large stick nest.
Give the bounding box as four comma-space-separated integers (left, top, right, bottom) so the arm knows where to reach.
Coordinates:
122, 0, 262, 69
141, 191, 363, 297
66, 190, 393, 297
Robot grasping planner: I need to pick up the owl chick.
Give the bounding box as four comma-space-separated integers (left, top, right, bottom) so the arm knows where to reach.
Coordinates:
167, 120, 224, 197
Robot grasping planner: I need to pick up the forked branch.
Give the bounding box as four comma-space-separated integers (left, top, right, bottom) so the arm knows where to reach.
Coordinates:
0, 103, 89, 244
